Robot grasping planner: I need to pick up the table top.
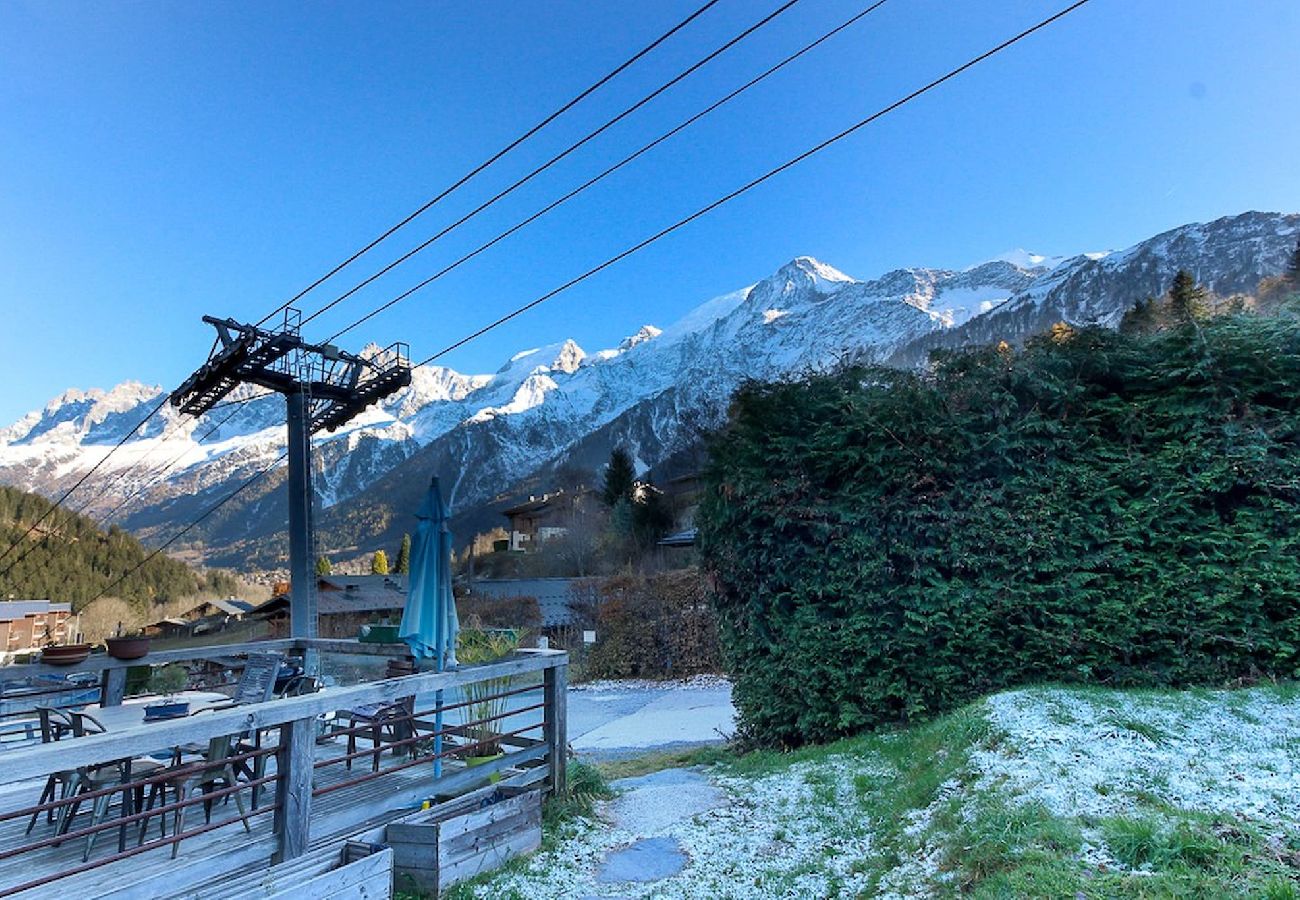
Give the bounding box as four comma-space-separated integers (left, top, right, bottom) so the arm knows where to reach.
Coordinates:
80, 691, 233, 732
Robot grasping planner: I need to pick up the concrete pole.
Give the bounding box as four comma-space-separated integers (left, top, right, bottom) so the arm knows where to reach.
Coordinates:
285, 389, 318, 671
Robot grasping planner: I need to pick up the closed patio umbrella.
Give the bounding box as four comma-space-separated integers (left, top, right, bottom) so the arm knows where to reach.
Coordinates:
399, 476, 459, 667
399, 476, 460, 775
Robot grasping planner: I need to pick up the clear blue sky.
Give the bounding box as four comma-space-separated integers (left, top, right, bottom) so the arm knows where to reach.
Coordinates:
2, 0, 1298, 424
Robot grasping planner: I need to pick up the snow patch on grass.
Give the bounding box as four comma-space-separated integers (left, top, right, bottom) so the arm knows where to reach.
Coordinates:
472, 757, 890, 899
571, 674, 732, 693
973, 686, 1300, 822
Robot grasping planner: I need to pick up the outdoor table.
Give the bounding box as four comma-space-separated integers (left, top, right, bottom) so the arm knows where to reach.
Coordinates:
62, 691, 243, 855
78, 691, 233, 732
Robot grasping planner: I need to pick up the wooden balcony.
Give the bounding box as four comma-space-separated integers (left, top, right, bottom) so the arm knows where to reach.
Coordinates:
0, 639, 568, 898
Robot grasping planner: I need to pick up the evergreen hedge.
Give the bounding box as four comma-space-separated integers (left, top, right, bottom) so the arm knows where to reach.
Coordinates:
699, 315, 1300, 747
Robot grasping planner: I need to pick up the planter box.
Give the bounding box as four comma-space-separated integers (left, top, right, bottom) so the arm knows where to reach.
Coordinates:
385, 786, 542, 896
176, 843, 393, 900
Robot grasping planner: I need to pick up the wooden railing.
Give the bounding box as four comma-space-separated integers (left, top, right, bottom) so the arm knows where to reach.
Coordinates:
0, 643, 568, 899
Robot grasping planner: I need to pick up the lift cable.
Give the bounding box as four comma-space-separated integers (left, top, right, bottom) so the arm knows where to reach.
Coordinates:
414, 0, 1093, 369
253, 0, 726, 329
299, 0, 809, 334
324, 0, 892, 344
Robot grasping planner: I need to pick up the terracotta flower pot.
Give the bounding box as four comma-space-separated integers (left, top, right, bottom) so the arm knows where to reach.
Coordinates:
41, 644, 92, 666
106, 635, 151, 660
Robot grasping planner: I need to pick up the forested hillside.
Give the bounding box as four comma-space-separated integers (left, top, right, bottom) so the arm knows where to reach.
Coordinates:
0, 486, 236, 611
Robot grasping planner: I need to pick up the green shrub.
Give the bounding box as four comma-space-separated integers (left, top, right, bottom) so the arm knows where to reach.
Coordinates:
700, 314, 1300, 746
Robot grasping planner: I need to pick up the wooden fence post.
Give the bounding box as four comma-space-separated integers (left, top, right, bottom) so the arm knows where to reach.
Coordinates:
101, 668, 126, 707
273, 716, 315, 862
543, 662, 568, 797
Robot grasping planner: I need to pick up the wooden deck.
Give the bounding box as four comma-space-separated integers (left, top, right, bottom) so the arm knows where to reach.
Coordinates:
0, 642, 566, 899
0, 731, 547, 899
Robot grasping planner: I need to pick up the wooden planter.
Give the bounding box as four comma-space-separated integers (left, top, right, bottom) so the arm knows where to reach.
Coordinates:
180, 843, 393, 899
385, 785, 542, 896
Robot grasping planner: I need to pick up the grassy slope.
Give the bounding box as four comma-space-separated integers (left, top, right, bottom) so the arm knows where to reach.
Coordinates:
724, 687, 1299, 898
445, 683, 1300, 899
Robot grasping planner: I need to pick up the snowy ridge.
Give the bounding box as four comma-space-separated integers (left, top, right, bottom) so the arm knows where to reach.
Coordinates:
0, 211, 1295, 562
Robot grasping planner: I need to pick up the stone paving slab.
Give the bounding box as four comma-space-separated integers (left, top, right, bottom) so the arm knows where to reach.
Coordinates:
607, 768, 726, 833
596, 836, 688, 883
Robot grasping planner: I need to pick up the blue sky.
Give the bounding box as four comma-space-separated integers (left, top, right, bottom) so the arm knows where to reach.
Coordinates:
1, 0, 1298, 424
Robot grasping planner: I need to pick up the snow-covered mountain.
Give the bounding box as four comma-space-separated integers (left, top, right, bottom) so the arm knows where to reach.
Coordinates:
1, 211, 1295, 567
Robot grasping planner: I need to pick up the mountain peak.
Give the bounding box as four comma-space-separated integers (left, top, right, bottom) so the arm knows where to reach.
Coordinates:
971, 249, 1068, 272
778, 256, 856, 289
618, 325, 662, 351
552, 339, 586, 374
747, 256, 857, 311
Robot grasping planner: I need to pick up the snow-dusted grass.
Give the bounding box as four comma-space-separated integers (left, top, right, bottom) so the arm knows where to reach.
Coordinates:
440, 683, 1300, 900
448, 756, 889, 899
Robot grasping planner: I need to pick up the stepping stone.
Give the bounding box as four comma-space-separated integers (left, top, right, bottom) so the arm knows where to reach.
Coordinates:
596, 837, 688, 883
607, 768, 725, 833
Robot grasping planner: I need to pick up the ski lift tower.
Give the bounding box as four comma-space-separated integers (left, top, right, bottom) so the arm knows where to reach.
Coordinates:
170, 310, 412, 650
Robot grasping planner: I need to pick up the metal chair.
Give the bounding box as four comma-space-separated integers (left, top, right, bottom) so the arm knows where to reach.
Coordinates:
137, 734, 251, 858
62, 712, 166, 861
25, 707, 77, 833
345, 699, 418, 772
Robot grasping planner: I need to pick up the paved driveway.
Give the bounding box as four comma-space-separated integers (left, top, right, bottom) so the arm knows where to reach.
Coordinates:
568, 677, 736, 758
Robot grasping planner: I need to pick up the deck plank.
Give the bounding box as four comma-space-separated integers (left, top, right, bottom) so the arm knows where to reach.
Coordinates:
0, 735, 474, 898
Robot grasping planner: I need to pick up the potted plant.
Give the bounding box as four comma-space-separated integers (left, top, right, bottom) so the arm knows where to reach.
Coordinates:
455, 629, 524, 770
144, 664, 190, 719
106, 622, 151, 660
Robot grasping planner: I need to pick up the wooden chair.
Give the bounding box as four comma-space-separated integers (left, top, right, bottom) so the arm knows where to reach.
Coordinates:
342, 657, 419, 772
138, 734, 251, 858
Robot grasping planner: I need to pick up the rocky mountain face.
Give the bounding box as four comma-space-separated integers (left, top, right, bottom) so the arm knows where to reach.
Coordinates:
1, 211, 1295, 567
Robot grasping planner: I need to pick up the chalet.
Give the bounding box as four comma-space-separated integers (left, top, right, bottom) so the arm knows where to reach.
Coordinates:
248, 575, 410, 638
501, 489, 593, 552
142, 597, 257, 640
191, 597, 257, 619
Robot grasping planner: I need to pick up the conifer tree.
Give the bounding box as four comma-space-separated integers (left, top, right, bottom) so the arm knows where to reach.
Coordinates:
601, 447, 637, 507
1286, 238, 1300, 288
1120, 296, 1160, 334
371, 550, 389, 575
395, 533, 411, 574
315, 555, 332, 576
1167, 270, 1208, 325
631, 482, 674, 549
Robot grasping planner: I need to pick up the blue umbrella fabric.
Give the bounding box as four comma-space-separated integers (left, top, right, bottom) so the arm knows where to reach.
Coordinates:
399, 476, 459, 668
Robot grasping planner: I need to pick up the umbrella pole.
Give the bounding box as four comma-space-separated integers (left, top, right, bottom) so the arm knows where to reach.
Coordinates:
433, 603, 444, 780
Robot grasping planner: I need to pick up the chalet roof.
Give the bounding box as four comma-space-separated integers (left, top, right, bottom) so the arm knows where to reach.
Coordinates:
204, 598, 256, 616
317, 574, 408, 592
317, 592, 407, 616
501, 488, 595, 519
0, 601, 73, 620
316, 574, 408, 616
469, 577, 581, 627
502, 495, 558, 517
658, 528, 698, 547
